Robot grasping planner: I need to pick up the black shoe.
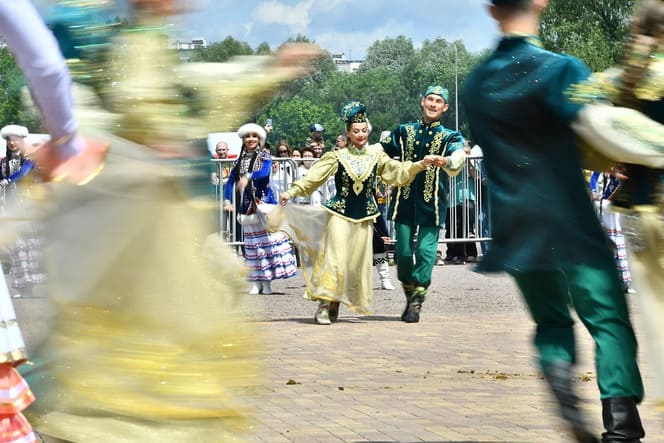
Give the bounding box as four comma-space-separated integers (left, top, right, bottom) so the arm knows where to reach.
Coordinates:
601, 397, 644, 443
400, 283, 414, 321
403, 302, 421, 323
328, 302, 340, 322
543, 360, 599, 443
572, 428, 600, 443
403, 286, 426, 323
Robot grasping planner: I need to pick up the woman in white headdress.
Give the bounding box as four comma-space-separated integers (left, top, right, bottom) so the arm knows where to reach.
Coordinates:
224, 123, 297, 295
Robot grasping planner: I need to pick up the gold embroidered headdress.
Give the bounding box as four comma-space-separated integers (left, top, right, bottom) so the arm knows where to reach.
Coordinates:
340, 101, 368, 124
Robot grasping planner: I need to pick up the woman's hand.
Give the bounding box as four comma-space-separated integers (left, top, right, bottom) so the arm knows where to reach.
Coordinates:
422, 155, 447, 167
223, 203, 234, 212
279, 192, 291, 206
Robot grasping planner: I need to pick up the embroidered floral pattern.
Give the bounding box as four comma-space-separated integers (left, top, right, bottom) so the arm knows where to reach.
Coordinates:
423, 132, 445, 203
402, 125, 418, 200
328, 197, 347, 213
324, 148, 380, 220
340, 171, 350, 197
404, 125, 417, 161
567, 69, 619, 104
337, 148, 380, 195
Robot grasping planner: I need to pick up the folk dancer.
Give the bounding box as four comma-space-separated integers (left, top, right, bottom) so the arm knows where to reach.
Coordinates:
463, 0, 644, 441
278, 101, 444, 324
380, 85, 466, 323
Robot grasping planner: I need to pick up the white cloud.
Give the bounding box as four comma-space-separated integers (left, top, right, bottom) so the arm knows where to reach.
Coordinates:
309, 0, 354, 14
242, 22, 254, 40
253, 0, 315, 33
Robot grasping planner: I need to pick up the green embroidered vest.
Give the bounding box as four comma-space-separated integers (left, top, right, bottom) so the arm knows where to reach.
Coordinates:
324, 148, 380, 222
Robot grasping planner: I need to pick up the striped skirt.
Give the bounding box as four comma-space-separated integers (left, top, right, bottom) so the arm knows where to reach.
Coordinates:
243, 222, 297, 282
597, 200, 631, 287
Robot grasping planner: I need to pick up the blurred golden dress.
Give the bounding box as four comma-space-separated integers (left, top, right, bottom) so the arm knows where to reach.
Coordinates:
24, 136, 258, 442
18, 11, 309, 441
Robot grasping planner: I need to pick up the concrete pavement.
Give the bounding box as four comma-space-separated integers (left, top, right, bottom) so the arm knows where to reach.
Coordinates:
13, 263, 664, 442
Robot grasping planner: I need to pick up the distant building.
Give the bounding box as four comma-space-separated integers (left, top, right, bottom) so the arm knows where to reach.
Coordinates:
332, 52, 363, 73
170, 37, 207, 50
169, 37, 207, 62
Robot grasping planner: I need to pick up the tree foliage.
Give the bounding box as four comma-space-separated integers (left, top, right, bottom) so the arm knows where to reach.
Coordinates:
0, 3, 640, 143
258, 96, 340, 148
0, 48, 41, 131
255, 42, 271, 55
359, 35, 416, 74
541, 0, 640, 71
190, 36, 254, 62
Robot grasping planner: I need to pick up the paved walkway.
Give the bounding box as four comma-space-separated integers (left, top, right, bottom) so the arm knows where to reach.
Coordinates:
14, 264, 664, 442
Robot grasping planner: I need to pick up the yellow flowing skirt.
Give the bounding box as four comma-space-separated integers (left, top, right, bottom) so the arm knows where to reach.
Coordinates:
22, 135, 258, 442
267, 204, 375, 313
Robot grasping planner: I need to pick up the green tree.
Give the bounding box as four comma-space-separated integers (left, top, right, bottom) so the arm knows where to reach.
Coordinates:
281, 33, 312, 45
541, 0, 640, 71
257, 96, 339, 149
190, 36, 254, 62
0, 48, 41, 130
359, 35, 416, 74
402, 39, 483, 133
280, 50, 338, 99
255, 41, 272, 55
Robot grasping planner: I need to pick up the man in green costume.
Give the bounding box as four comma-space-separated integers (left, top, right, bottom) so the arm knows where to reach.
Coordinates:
381, 86, 465, 323
462, 1, 644, 442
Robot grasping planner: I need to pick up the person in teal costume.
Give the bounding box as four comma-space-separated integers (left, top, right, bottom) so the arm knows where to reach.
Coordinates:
462, 1, 644, 442
380, 85, 466, 323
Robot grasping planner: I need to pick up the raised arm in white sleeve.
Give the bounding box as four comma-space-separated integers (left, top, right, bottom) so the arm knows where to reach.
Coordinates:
0, 0, 83, 159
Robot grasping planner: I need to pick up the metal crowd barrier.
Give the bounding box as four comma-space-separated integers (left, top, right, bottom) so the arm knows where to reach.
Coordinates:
442, 155, 491, 245
212, 155, 492, 249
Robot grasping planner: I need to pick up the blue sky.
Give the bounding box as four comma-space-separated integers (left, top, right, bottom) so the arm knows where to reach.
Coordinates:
33, 1, 501, 58
169, 0, 500, 58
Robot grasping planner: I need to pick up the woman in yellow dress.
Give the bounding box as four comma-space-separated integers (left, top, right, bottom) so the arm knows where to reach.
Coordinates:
16, 1, 321, 441
278, 101, 445, 324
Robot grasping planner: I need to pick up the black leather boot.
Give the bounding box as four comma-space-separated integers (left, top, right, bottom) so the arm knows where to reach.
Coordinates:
403, 286, 426, 323
542, 360, 599, 443
601, 397, 645, 443
400, 283, 414, 321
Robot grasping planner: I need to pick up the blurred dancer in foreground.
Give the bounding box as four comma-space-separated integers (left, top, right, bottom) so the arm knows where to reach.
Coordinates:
569, 0, 664, 423
463, 1, 644, 441
8, 0, 321, 441
0, 0, 109, 440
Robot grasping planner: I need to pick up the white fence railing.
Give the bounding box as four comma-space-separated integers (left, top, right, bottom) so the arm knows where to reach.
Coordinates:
211, 155, 491, 248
